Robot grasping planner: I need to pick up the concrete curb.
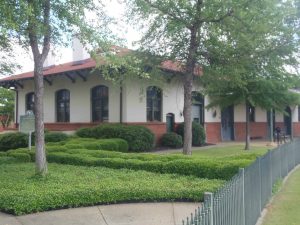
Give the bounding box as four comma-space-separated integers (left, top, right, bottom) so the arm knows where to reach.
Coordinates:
255, 164, 300, 225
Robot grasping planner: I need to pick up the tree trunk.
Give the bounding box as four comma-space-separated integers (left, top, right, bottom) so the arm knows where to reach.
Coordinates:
28, 0, 50, 176
182, 26, 199, 155
34, 59, 47, 175
245, 101, 250, 150
183, 74, 193, 155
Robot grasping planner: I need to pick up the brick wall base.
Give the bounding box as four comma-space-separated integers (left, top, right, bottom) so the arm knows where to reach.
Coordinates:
293, 122, 300, 137
205, 123, 221, 143
8, 121, 300, 145
234, 122, 268, 141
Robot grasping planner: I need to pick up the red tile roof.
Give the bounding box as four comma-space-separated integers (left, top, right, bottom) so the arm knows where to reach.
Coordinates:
0, 51, 202, 83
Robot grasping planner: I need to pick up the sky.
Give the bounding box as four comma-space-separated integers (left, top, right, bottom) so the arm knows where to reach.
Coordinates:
12, 0, 141, 75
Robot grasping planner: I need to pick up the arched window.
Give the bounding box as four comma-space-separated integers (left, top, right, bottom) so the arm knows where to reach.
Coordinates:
192, 91, 204, 125
26, 92, 35, 113
248, 105, 255, 122
56, 89, 70, 122
147, 86, 162, 122
166, 113, 175, 132
91, 85, 109, 122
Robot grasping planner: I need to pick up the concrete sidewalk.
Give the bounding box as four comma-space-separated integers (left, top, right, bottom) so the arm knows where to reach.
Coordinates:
0, 202, 199, 225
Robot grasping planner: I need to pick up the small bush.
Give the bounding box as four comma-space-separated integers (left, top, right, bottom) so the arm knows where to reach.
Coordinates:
176, 122, 206, 146
161, 132, 183, 148
75, 128, 95, 138
82, 139, 128, 152
7, 152, 31, 162
0, 133, 28, 152
45, 132, 69, 143
76, 124, 154, 152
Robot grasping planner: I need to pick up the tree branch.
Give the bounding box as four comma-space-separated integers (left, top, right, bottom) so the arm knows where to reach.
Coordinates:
144, 0, 189, 26
201, 9, 234, 23
27, 0, 40, 62
41, 0, 51, 62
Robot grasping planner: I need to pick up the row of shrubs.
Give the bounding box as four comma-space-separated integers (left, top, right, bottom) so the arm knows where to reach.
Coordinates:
51, 138, 129, 152
5, 147, 252, 180
0, 122, 206, 152
161, 122, 206, 148
76, 124, 154, 152
0, 132, 69, 152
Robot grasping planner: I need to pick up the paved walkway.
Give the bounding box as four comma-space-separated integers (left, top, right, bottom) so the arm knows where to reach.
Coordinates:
155, 141, 277, 154
0, 202, 199, 225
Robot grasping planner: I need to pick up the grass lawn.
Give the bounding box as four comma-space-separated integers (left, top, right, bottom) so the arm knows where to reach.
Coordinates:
178, 144, 271, 158
262, 167, 300, 225
0, 162, 224, 215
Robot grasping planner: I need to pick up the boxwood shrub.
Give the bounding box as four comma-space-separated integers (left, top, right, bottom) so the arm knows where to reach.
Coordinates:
45, 132, 69, 143
161, 132, 183, 148
0, 132, 28, 152
76, 124, 154, 152
176, 122, 206, 146
47, 150, 252, 180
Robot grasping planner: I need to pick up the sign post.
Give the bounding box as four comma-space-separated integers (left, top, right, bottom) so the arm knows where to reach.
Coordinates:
19, 111, 35, 150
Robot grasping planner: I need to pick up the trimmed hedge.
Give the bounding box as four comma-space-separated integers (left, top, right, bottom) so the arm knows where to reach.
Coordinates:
62, 138, 129, 152
176, 122, 206, 146
46, 149, 252, 180
161, 132, 183, 148
45, 132, 69, 143
9, 145, 251, 180
76, 124, 154, 152
0, 133, 28, 152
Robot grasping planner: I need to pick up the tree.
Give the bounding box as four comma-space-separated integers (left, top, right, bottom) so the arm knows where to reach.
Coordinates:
1, 0, 113, 175
202, 0, 300, 150
125, 0, 300, 153
0, 87, 14, 128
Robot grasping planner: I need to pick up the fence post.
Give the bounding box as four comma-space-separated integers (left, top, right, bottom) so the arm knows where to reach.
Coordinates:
268, 150, 273, 190
279, 145, 282, 179
257, 157, 262, 212
204, 192, 214, 225
239, 168, 246, 225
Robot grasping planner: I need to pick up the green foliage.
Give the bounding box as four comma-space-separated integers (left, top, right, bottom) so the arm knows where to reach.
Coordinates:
6, 152, 31, 162
161, 132, 183, 148
176, 122, 206, 146
62, 138, 129, 152
75, 128, 94, 138
0, 132, 28, 152
0, 88, 14, 128
0, 163, 224, 215
46, 148, 251, 180
45, 132, 69, 143
76, 125, 154, 152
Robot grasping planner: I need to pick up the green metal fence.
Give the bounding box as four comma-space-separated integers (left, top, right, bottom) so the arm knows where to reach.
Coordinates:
182, 139, 300, 225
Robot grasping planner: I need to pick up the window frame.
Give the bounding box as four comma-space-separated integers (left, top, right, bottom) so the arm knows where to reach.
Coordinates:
192, 91, 205, 125
25, 92, 35, 113
91, 85, 109, 122
56, 89, 70, 122
248, 105, 255, 122
146, 86, 162, 122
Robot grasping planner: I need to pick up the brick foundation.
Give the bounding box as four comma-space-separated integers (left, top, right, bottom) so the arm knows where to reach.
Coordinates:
293, 122, 300, 137
234, 122, 268, 141
205, 122, 221, 143
44, 122, 99, 131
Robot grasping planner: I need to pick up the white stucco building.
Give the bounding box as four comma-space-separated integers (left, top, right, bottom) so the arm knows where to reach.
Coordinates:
1, 41, 299, 143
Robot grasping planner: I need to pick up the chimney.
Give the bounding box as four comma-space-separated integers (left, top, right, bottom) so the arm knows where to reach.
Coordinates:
43, 50, 55, 68
72, 37, 90, 63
